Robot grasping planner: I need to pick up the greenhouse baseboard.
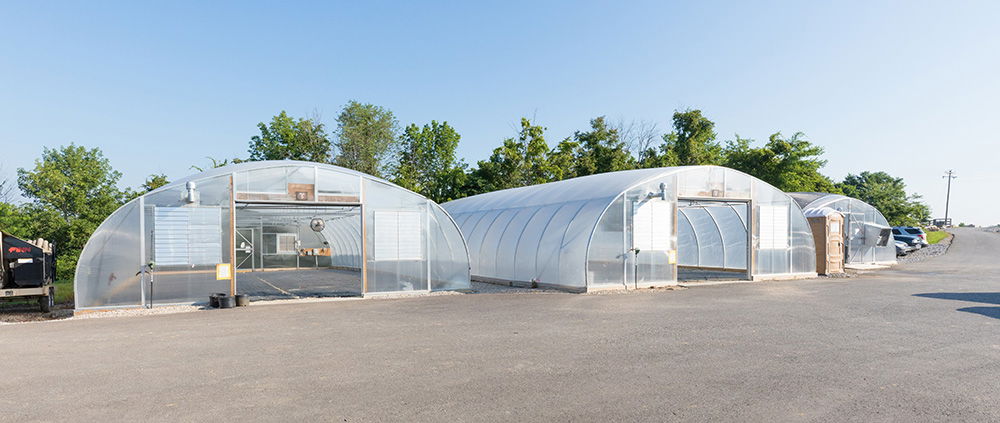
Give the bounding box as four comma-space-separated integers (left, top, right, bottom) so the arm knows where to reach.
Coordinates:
472, 275, 681, 293
845, 263, 893, 271
471, 276, 588, 293
678, 280, 755, 287
750, 272, 818, 281
76, 301, 205, 312
362, 290, 431, 298
588, 282, 680, 292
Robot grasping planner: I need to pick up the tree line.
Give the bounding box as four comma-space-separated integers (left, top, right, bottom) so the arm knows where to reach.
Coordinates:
0, 101, 930, 280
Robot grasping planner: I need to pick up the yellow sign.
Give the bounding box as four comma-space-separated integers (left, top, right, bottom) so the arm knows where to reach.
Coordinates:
216, 263, 232, 280
667, 250, 677, 265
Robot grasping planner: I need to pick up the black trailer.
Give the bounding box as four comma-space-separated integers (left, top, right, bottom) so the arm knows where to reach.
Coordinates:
0, 230, 56, 312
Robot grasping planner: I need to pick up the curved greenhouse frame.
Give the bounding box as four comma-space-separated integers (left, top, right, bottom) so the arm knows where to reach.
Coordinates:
75, 160, 470, 309
789, 192, 896, 265
443, 166, 816, 291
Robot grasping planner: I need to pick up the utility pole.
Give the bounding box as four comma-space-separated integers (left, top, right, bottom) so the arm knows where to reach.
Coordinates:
943, 170, 957, 225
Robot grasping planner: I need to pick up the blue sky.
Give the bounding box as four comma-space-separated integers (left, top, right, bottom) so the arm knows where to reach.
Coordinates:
1, 1, 997, 224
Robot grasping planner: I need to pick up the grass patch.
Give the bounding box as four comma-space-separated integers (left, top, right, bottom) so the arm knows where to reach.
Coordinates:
927, 231, 949, 244
54, 279, 74, 304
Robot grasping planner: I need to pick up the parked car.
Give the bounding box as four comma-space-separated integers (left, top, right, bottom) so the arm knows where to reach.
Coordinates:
893, 226, 930, 247
892, 229, 923, 248
895, 240, 914, 256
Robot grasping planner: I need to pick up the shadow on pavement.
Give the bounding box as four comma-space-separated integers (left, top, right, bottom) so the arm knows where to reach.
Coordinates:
914, 292, 1000, 319
956, 306, 1000, 319
914, 292, 1000, 305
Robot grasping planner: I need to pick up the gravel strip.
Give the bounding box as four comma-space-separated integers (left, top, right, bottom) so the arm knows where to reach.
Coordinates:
0, 306, 74, 324
897, 232, 953, 264
71, 305, 204, 320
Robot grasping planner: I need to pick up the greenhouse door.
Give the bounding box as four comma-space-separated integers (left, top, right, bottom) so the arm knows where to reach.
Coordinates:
630, 198, 677, 288
235, 228, 255, 270
676, 200, 751, 281
234, 204, 363, 299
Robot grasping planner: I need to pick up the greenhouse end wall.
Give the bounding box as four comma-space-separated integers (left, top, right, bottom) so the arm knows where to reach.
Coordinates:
443, 166, 817, 292
75, 161, 470, 309
790, 193, 896, 265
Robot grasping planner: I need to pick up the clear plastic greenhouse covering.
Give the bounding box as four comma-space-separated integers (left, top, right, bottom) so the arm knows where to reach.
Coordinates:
443, 166, 816, 291
789, 192, 896, 265
75, 161, 470, 309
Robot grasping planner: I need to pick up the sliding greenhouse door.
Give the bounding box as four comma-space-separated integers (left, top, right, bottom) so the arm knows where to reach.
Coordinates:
629, 197, 676, 288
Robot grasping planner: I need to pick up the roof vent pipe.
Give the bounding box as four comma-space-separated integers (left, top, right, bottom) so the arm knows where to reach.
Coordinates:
185, 181, 199, 204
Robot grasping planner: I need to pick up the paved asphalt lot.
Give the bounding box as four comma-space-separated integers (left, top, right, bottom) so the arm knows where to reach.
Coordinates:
2, 228, 998, 422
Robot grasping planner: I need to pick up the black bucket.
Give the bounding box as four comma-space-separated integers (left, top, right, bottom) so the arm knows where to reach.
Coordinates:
234, 294, 249, 307
218, 295, 236, 309
209, 292, 227, 308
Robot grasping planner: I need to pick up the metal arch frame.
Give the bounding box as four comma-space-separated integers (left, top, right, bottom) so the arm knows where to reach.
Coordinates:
511, 207, 559, 279
463, 209, 504, 273
676, 207, 701, 266
548, 201, 590, 289
525, 205, 563, 285
704, 203, 743, 269
498, 207, 543, 282
479, 209, 520, 278
717, 202, 750, 270
473, 209, 515, 277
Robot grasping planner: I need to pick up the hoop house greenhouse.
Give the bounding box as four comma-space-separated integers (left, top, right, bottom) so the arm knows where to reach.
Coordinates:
75, 161, 470, 309
789, 192, 896, 265
442, 166, 816, 292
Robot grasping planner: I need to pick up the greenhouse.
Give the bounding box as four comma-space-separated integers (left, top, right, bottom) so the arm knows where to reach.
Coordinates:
75, 161, 470, 309
442, 166, 816, 292
789, 192, 895, 265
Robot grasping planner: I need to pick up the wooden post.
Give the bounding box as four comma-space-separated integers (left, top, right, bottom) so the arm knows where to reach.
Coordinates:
229, 174, 237, 296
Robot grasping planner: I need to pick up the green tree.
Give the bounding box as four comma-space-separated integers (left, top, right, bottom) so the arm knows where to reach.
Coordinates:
16, 144, 128, 279
837, 171, 930, 226
334, 101, 399, 177
465, 118, 560, 195
124, 173, 172, 201
0, 202, 31, 237
724, 132, 840, 193
392, 121, 467, 203
190, 156, 243, 172
547, 137, 581, 182
571, 116, 635, 177
640, 109, 723, 167
141, 174, 169, 192
249, 111, 331, 162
